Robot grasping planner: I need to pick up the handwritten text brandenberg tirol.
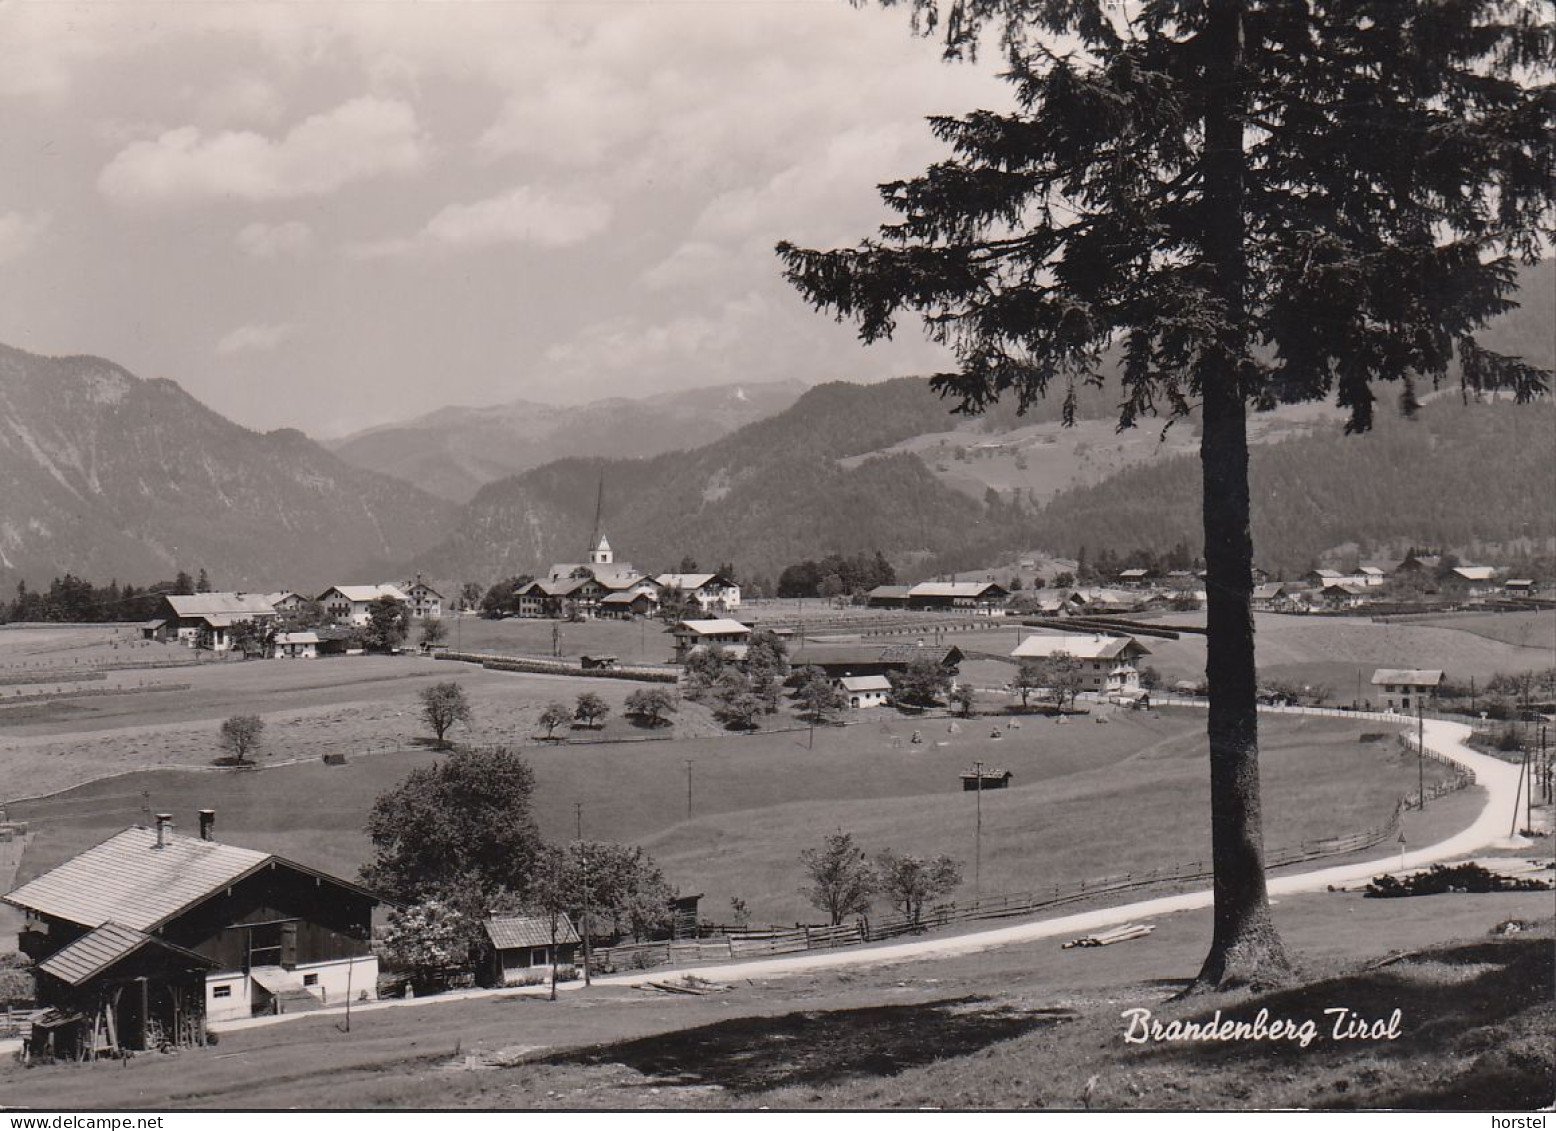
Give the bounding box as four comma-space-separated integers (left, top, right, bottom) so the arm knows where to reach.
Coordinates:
1121, 1007, 1404, 1050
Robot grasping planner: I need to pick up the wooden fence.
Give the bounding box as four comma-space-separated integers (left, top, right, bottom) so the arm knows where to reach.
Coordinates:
437, 651, 680, 683
586, 781, 1460, 973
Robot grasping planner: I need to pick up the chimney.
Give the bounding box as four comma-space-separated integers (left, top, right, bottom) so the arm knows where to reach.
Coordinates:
154, 813, 173, 848
199, 809, 216, 841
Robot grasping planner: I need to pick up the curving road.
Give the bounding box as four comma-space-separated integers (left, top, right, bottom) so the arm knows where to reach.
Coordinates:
214, 717, 1531, 1032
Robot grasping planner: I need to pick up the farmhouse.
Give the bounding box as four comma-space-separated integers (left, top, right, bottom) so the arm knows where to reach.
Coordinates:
272, 631, 319, 659
261, 591, 308, 614
158, 593, 278, 652
1251, 582, 1295, 611
1319, 582, 1371, 610
789, 642, 964, 681
838, 674, 892, 709
906, 581, 1009, 612
1010, 632, 1152, 693
598, 590, 658, 619
317, 584, 409, 626
516, 575, 600, 618
1370, 669, 1445, 711
4, 812, 383, 1048
656, 572, 741, 613
1116, 568, 1154, 588
1504, 578, 1538, 597
671, 618, 752, 661
1447, 565, 1500, 597
481, 914, 581, 987
400, 576, 443, 620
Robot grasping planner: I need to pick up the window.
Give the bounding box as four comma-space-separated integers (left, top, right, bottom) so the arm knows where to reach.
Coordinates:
530, 948, 549, 966
212, 985, 232, 999
303, 973, 319, 987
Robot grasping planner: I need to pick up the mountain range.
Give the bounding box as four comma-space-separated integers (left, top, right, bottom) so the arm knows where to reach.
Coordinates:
0, 344, 456, 595
327, 380, 808, 503
1, 260, 1548, 595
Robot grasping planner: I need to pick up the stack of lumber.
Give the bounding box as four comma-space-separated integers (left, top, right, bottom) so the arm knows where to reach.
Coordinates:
1062, 923, 1156, 949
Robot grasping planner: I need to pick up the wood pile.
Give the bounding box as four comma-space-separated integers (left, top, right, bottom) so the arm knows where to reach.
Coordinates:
1062, 923, 1156, 949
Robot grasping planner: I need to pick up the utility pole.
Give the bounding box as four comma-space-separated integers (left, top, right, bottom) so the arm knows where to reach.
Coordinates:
973, 759, 984, 902
684, 759, 693, 821
575, 801, 583, 841
1417, 698, 1425, 810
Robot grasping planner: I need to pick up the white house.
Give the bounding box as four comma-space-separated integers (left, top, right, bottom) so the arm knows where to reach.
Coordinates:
671, 618, 751, 661
400, 576, 443, 620
838, 674, 892, 709
317, 584, 409, 626
1010, 632, 1152, 693
656, 573, 741, 614
272, 631, 319, 659
1370, 668, 1444, 711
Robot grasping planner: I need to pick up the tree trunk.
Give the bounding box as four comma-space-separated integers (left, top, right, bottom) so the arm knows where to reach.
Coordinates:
1187, 0, 1293, 994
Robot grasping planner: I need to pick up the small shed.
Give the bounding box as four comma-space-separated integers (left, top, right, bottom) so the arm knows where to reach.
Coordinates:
580, 654, 620, 670
961, 768, 1014, 791
482, 915, 580, 986
670, 893, 703, 940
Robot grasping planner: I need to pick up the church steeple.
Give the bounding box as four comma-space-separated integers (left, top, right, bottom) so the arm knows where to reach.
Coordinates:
591, 534, 613, 566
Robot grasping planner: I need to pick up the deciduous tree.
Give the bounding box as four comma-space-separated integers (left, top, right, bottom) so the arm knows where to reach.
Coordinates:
795, 665, 846, 723
419, 681, 472, 748
363, 596, 410, 653
537, 702, 571, 740
800, 830, 877, 925
360, 746, 542, 906
573, 691, 610, 730
624, 686, 678, 727
219, 714, 264, 765
874, 850, 962, 926
888, 657, 953, 708
780, 0, 1552, 992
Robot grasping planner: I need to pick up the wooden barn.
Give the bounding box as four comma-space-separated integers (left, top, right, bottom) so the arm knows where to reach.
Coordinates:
961, 768, 1014, 791
5, 811, 385, 1056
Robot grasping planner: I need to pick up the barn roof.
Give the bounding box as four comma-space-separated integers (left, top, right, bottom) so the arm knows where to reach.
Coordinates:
674, 618, 750, 636
791, 643, 963, 669
485, 914, 580, 950
1010, 633, 1150, 661
320, 584, 408, 604
36, 921, 215, 987
1371, 669, 1444, 687
275, 632, 320, 644
164, 593, 277, 619
4, 825, 382, 932
908, 581, 1008, 598
839, 675, 892, 692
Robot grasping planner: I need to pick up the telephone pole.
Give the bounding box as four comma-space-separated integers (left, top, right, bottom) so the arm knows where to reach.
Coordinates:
1417, 698, 1425, 810
684, 759, 693, 821
973, 759, 984, 901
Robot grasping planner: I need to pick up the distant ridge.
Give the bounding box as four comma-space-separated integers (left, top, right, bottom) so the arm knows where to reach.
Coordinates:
327, 379, 809, 502
0, 343, 456, 592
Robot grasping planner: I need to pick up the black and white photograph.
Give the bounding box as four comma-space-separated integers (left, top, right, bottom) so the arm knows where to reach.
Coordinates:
0, 0, 1551, 1118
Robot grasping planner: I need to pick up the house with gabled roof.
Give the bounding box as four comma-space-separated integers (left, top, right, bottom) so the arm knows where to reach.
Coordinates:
1010, 632, 1152, 693
655, 572, 741, 614
1370, 669, 1444, 711
5, 811, 385, 1036
905, 581, 1009, 612
671, 618, 751, 661
158, 593, 278, 652
317, 584, 409, 626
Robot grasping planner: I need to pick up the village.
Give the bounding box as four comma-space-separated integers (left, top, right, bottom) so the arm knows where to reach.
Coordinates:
0, 522, 1551, 1099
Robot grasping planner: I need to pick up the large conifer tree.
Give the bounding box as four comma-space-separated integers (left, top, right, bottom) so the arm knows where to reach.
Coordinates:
779, 0, 1552, 989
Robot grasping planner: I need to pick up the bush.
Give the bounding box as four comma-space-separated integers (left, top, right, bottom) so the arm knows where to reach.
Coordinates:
1366, 863, 1551, 898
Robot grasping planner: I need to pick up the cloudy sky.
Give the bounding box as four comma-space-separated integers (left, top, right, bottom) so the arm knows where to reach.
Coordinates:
0, 1, 1012, 437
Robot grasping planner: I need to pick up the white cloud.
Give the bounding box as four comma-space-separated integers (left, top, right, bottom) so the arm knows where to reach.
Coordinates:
196, 74, 285, 126
215, 322, 297, 355
354, 186, 611, 257
638, 242, 733, 291
0, 211, 50, 263
98, 96, 428, 206
236, 220, 315, 260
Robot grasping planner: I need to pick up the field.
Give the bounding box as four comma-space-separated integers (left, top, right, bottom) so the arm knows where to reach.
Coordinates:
0, 888, 1547, 1110
947, 611, 1556, 705
8, 703, 1453, 928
